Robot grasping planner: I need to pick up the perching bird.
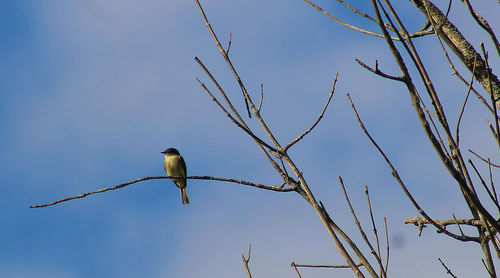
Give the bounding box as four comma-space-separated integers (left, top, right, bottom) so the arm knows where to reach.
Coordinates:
161, 148, 189, 205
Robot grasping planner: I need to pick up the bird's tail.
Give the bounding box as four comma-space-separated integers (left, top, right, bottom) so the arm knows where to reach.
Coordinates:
181, 187, 189, 205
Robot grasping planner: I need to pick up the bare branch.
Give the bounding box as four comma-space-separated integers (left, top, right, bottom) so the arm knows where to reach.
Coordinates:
304, 0, 388, 39
194, 58, 291, 186
456, 55, 476, 146
317, 202, 378, 277
348, 93, 479, 242
336, 0, 381, 26
383, 217, 389, 274
226, 33, 232, 55
452, 214, 466, 237
305, 0, 434, 40
481, 43, 500, 152
196, 0, 287, 157
257, 83, 264, 114
419, 102, 439, 120
365, 186, 384, 277
411, 0, 500, 109
194, 176, 295, 192
195, 0, 251, 117
373, 0, 500, 232
292, 263, 363, 269
30, 176, 294, 208
381, 0, 454, 141
355, 59, 404, 81
195, 4, 372, 276
290, 262, 303, 278
468, 149, 500, 168
338, 178, 386, 277
468, 159, 500, 213
195, 77, 278, 153
444, 0, 452, 18
423, 106, 452, 162
278, 157, 292, 187
427, 10, 495, 115
438, 258, 458, 278
284, 74, 338, 152
242, 244, 252, 278
195, 56, 246, 125
405, 216, 484, 229
482, 258, 495, 277
487, 159, 498, 205
462, 0, 500, 57
492, 235, 500, 261
487, 120, 500, 145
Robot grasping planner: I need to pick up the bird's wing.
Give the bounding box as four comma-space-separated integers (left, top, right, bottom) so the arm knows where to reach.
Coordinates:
180, 156, 187, 177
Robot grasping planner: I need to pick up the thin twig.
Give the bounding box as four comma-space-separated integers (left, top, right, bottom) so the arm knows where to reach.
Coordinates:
468, 149, 500, 168
456, 55, 476, 146
305, 0, 433, 40
427, 8, 495, 115
468, 159, 500, 212
336, 0, 387, 28
444, 0, 452, 18
413, 83, 453, 163
492, 235, 500, 261
257, 83, 264, 113
195, 57, 290, 185
226, 33, 232, 55
365, 186, 383, 277
405, 216, 484, 229
481, 43, 500, 150
348, 93, 479, 242
278, 157, 291, 187
481, 220, 499, 270
420, 103, 440, 120
379, 0, 500, 232
380, 0, 483, 230
487, 159, 498, 205
338, 178, 386, 277
195, 1, 374, 276
424, 106, 452, 161
487, 120, 499, 143
284, 74, 338, 152
383, 217, 389, 274
414, 0, 500, 111
196, 0, 288, 158
30, 176, 294, 208
194, 56, 246, 125
304, 0, 388, 39
438, 258, 458, 278
481, 258, 495, 277
462, 0, 500, 57
336, 0, 428, 38
196, 77, 278, 153
355, 59, 404, 81
317, 203, 377, 277
242, 244, 252, 278
452, 213, 465, 237
195, 0, 251, 117
381, 0, 469, 193
292, 263, 363, 269
290, 262, 303, 278
382, 0, 453, 145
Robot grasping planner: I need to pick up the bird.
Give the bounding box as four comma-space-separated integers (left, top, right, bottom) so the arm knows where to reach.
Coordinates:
161, 148, 189, 205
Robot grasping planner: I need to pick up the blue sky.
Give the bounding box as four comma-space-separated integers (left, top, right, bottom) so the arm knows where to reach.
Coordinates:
2, 0, 500, 277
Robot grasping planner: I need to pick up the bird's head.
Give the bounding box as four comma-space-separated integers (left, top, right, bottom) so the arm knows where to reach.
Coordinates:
161, 148, 180, 155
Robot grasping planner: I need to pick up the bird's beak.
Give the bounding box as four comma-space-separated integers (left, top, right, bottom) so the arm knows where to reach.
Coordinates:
160, 151, 166, 154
